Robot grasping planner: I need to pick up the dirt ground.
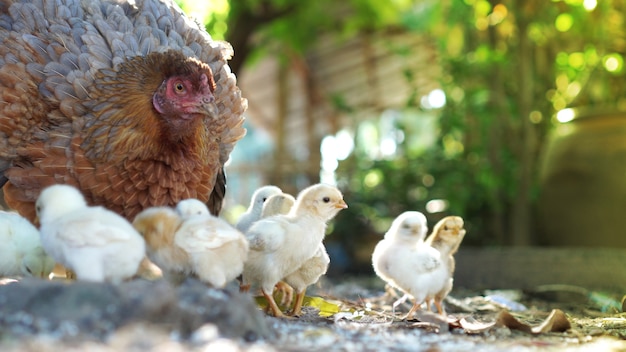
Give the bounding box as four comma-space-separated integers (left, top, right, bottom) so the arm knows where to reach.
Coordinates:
1, 276, 626, 352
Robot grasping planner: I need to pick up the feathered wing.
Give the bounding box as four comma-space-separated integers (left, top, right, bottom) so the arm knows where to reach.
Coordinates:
410, 246, 442, 273
54, 216, 138, 247
174, 216, 241, 252
245, 218, 287, 253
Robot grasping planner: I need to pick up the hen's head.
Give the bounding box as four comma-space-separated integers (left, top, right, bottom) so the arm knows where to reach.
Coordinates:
386, 211, 428, 243
152, 64, 217, 120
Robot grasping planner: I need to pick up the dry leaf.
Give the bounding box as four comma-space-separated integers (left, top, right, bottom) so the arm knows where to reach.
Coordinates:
496, 309, 571, 334
458, 316, 496, 334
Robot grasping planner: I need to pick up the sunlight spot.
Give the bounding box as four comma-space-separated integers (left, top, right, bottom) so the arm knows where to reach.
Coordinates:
529, 111, 543, 124
426, 199, 449, 213
364, 170, 383, 188
583, 0, 597, 11
603, 54, 623, 73
555, 13, 573, 32
556, 108, 575, 123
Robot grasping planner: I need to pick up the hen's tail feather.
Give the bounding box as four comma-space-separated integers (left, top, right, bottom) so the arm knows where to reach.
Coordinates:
207, 167, 225, 216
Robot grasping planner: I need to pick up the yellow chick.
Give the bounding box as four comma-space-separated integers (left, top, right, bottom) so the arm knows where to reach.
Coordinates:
133, 200, 249, 288
423, 216, 466, 315
241, 184, 347, 318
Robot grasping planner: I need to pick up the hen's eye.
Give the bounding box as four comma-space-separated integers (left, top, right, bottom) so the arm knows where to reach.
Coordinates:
322, 197, 330, 203
174, 82, 185, 93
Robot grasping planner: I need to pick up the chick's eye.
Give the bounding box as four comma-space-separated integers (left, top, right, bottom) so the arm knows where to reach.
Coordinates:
322, 197, 330, 203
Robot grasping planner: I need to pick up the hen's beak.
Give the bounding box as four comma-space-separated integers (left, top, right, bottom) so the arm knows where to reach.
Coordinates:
335, 200, 348, 209
200, 99, 218, 119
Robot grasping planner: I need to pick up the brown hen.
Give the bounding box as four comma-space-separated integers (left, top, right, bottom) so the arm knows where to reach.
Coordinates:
0, 0, 246, 222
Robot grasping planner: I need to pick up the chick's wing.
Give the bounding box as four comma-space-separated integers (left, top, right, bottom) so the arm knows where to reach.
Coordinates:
54, 215, 137, 247
245, 217, 287, 252
175, 216, 241, 252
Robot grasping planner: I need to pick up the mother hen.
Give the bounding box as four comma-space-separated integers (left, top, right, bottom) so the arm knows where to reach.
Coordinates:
0, 0, 247, 222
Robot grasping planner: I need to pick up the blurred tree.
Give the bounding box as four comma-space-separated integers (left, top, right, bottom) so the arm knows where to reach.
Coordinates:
186, 0, 626, 271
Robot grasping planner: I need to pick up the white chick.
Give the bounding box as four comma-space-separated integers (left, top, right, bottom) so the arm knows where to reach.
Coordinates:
176, 198, 211, 217
36, 184, 146, 283
423, 216, 466, 315
0, 211, 55, 278
259, 193, 298, 306
241, 183, 347, 318
260, 193, 296, 219
261, 193, 330, 315
133, 200, 249, 288
371, 211, 447, 319
235, 185, 283, 233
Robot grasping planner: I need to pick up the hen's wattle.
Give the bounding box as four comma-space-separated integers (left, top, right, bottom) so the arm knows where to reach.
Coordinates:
0, 0, 246, 222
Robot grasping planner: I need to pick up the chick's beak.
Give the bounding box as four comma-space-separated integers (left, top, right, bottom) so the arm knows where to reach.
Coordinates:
335, 199, 348, 209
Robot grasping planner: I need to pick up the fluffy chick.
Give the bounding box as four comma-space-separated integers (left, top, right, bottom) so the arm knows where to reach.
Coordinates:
36, 185, 146, 283
241, 184, 347, 318
261, 193, 330, 315
261, 193, 296, 218
133, 201, 249, 288
423, 216, 466, 315
176, 198, 211, 217
0, 211, 55, 278
260, 193, 297, 305
372, 211, 447, 319
236, 185, 283, 233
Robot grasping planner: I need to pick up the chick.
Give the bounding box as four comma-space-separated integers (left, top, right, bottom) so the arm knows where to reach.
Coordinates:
176, 198, 211, 217
260, 193, 296, 218
235, 185, 283, 233
260, 193, 297, 304
371, 211, 447, 319
36, 185, 146, 283
423, 216, 466, 315
261, 193, 330, 315
0, 211, 55, 279
282, 243, 330, 316
241, 183, 347, 318
133, 200, 249, 288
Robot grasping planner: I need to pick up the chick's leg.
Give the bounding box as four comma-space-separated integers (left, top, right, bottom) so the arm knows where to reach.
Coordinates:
289, 288, 307, 316
403, 301, 421, 320
434, 298, 446, 316
275, 281, 294, 306
392, 294, 409, 317
262, 289, 285, 318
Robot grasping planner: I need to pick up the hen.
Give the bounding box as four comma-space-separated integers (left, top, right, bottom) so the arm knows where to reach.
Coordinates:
133, 199, 249, 288
241, 183, 347, 318
371, 211, 447, 319
423, 216, 466, 315
0, 0, 247, 223
36, 184, 146, 283
0, 210, 55, 278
